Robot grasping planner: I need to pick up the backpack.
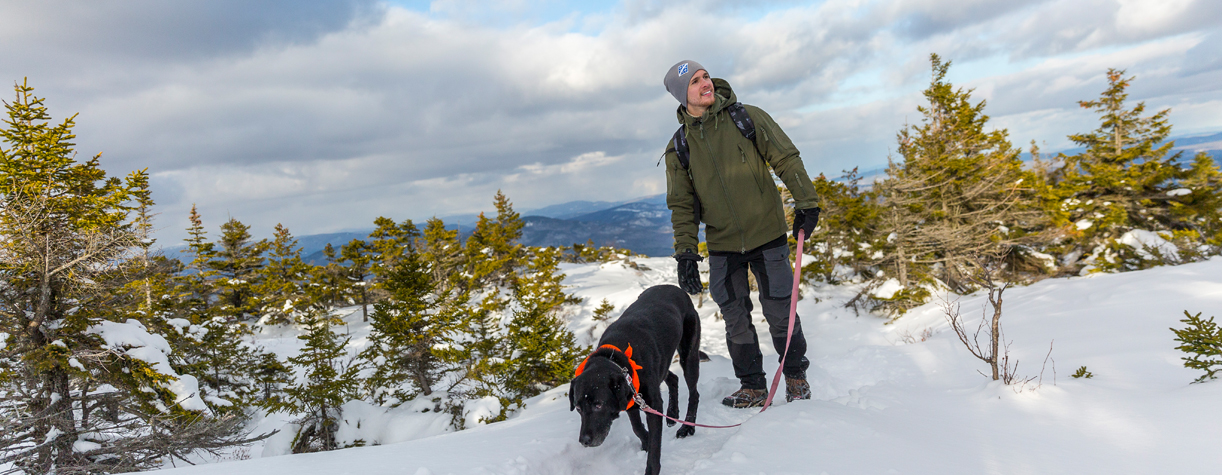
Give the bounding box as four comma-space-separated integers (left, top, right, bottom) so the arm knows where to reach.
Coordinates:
661, 102, 757, 230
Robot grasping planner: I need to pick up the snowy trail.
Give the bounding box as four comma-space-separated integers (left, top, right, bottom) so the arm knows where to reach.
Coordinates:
160, 257, 1222, 474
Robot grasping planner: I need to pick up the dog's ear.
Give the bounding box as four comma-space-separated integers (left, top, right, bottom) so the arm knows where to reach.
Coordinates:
610, 375, 632, 410
569, 387, 575, 412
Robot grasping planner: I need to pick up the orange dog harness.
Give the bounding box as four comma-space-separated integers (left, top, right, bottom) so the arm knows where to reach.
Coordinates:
574, 343, 644, 409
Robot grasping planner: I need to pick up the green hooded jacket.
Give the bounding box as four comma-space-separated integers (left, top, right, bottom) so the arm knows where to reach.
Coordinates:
664, 78, 820, 254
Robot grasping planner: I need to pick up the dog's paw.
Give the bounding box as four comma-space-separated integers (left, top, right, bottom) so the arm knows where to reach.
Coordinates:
676, 425, 695, 438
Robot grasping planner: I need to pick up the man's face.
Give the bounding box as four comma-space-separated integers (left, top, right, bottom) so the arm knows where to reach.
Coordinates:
685, 70, 715, 110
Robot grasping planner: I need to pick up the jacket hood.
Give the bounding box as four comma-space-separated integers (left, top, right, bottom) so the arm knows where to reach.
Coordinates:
675, 78, 738, 125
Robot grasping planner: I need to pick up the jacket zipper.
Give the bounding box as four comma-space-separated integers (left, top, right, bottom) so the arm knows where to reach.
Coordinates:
700, 118, 748, 253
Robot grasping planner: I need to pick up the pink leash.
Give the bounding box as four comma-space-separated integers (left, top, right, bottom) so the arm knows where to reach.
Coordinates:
633, 230, 805, 428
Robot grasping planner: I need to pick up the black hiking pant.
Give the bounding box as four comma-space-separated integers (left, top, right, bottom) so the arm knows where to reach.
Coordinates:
709, 235, 809, 390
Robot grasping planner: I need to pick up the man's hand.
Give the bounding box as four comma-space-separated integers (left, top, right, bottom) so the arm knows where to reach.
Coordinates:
674, 251, 704, 295
792, 207, 820, 241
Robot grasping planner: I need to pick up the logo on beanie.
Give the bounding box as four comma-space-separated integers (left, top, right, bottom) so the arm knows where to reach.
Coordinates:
677, 63, 689, 76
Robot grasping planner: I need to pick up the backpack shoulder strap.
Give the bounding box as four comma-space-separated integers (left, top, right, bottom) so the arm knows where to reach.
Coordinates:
725, 102, 756, 141
672, 124, 690, 169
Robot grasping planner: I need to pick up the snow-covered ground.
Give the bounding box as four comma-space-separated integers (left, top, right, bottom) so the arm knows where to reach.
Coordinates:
163, 255, 1222, 474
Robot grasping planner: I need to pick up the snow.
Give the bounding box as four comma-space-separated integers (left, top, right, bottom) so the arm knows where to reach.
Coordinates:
1118, 229, 1179, 261
157, 256, 1222, 474
1167, 188, 1192, 197
1075, 219, 1093, 230
87, 319, 210, 413
870, 278, 903, 299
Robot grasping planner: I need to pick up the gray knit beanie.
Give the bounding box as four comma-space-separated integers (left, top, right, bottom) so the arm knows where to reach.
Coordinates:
664, 60, 707, 108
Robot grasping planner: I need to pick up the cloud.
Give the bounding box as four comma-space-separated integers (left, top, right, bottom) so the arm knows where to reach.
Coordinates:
1, 0, 1219, 244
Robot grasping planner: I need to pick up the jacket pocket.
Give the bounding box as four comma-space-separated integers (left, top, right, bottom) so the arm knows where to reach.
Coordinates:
708, 256, 730, 305
740, 144, 765, 195
761, 245, 793, 299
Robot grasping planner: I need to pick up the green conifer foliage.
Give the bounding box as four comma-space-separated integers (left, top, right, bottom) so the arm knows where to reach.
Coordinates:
178, 204, 218, 317
868, 55, 1045, 313
307, 243, 352, 319
1171, 311, 1222, 383
466, 190, 525, 288
210, 218, 269, 320
254, 352, 293, 408
499, 247, 588, 411
369, 216, 421, 279
0, 81, 247, 472
339, 239, 375, 322
418, 217, 465, 292
362, 251, 467, 405
1051, 69, 1193, 272
272, 310, 363, 453
805, 169, 883, 284
1171, 152, 1222, 256
258, 223, 313, 325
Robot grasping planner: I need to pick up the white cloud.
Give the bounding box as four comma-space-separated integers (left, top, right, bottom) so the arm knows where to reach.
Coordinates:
1, 0, 1218, 244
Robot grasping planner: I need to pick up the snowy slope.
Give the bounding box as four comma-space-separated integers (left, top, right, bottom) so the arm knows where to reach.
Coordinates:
160, 256, 1222, 474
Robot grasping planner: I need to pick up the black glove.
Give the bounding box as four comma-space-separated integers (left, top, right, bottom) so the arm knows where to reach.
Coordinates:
792, 207, 820, 241
674, 251, 704, 295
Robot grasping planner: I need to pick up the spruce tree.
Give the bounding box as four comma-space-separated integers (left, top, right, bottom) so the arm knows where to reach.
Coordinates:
339, 238, 375, 322
272, 310, 362, 453
258, 223, 312, 325
179, 204, 218, 317
307, 243, 352, 318
466, 190, 525, 288
870, 55, 1044, 313
362, 251, 467, 405
209, 218, 268, 320
0, 80, 249, 472
253, 352, 293, 408
805, 169, 883, 284
500, 246, 587, 411
1051, 69, 1190, 272
1171, 311, 1222, 383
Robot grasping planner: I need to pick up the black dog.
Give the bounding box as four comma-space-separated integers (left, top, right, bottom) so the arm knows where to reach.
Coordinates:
569, 284, 701, 475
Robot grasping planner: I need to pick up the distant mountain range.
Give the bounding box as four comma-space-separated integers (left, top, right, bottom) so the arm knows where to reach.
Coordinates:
219, 194, 678, 263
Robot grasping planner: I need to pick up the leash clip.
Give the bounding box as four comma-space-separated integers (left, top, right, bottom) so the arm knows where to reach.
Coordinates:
632, 392, 648, 411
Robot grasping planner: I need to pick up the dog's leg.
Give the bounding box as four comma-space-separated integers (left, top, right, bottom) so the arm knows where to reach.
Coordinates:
677, 310, 701, 438
665, 371, 680, 426
645, 389, 664, 475
627, 407, 649, 451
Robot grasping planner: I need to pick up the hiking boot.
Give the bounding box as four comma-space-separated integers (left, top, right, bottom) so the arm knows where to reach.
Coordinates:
785, 377, 811, 402
721, 388, 767, 408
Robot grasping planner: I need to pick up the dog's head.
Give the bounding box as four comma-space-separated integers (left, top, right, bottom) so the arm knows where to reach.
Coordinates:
569, 357, 634, 447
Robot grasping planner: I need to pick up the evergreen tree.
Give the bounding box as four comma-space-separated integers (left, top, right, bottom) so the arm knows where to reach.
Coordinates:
1050, 69, 1191, 272
1174, 152, 1222, 256
0, 80, 248, 472
362, 251, 467, 405
271, 310, 362, 453
253, 352, 293, 408
258, 223, 312, 325
178, 204, 218, 317
466, 190, 525, 288
209, 218, 268, 320
1171, 311, 1222, 383
499, 247, 587, 412
868, 55, 1045, 313
805, 169, 883, 285
307, 243, 351, 318
418, 217, 465, 293
368, 216, 421, 282
339, 238, 375, 322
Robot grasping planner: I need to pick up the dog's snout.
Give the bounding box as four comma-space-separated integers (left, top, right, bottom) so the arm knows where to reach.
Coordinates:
578, 433, 598, 447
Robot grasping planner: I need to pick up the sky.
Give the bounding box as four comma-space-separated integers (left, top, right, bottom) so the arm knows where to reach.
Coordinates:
2, 0, 1220, 245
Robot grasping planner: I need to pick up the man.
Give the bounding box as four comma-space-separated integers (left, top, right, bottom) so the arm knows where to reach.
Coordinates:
661, 60, 821, 408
